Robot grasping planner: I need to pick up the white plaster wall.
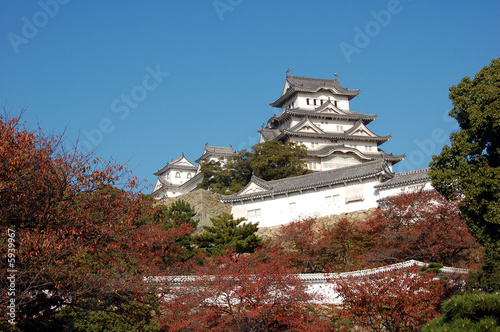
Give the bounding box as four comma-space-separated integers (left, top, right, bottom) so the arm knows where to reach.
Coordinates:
165, 190, 184, 198
320, 154, 362, 170
335, 95, 350, 110
153, 178, 162, 192
340, 140, 378, 152
311, 119, 353, 133
168, 169, 195, 186
282, 97, 297, 111
294, 92, 348, 110
230, 178, 381, 228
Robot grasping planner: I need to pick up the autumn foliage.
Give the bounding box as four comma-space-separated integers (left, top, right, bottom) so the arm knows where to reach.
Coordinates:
0, 112, 484, 331
269, 189, 481, 274
160, 249, 331, 332
334, 266, 447, 332
269, 217, 366, 273
360, 190, 481, 268
0, 114, 194, 330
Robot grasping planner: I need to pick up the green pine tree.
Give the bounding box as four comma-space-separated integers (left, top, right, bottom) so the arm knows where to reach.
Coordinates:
195, 213, 262, 256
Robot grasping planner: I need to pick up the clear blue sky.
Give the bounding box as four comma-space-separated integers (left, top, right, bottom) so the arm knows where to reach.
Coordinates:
1, 1, 499, 192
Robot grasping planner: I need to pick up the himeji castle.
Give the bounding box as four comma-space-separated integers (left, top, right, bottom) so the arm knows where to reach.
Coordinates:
259, 72, 405, 171
152, 71, 432, 227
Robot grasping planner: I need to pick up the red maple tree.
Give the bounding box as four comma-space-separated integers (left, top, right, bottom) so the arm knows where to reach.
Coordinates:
160, 249, 332, 331
359, 189, 481, 268
333, 266, 447, 332
0, 113, 193, 330
269, 217, 367, 273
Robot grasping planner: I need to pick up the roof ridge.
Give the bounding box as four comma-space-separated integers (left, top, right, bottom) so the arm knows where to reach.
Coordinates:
267, 159, 385, 185
395, 168, 430, 176
288, 74, 337, 81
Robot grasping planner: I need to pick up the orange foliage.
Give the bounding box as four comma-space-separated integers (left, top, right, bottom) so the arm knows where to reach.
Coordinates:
269, 217, 367, 273
359, 190, 482, 268
333, 266, 447, 332
0, 114, 193, 326
160, 249, 333, 331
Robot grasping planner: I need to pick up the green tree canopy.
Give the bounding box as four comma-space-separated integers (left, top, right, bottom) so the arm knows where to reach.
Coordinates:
250, 140, 310, 180
198, 141, 310, 195
156, 199, 198, 229
194, 213, 262, 256
429, 58, 500, 291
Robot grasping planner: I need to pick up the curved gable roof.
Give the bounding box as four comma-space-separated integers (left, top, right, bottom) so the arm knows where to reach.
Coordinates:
154, 155, 197, 176
375, 168, 430, 190
270, 73, 360, 107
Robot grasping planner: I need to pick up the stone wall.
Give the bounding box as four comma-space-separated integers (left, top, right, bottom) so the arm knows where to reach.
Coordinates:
156, 189, 232, 233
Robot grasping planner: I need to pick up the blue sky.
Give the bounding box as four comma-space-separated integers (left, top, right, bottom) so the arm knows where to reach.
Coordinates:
1, 1, 499, 192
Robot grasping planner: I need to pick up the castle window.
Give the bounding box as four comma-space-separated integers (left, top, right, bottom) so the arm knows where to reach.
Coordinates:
248, 209, 261, 217
306, 98, 310, 105
187, 173, 192, 179
321, 99, 324, 105
346, 184, 364, 202
337, 125, 344, 132
326, 194, 340, 204
334, 100, 338, 107
175, 172, 181, 178
313, 99, 317, 106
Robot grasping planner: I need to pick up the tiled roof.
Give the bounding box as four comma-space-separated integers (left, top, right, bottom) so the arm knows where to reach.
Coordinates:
151, 172, 203, 197
204, 146, 236, 155
375, 168, 430, 190
267, 108, 376, 129
153, 155, 197, 176
306, 145, 405, 163
363, 151, 405, 162
195, 145, 236, 163
275, 129, 391, 143
258, 128, 282, 141
288, 116, 325, 134
286, 75, 360, 95
221, 160, 393, 203
270, 74, 360, 107
149, 260, 468, 285
344, 120, 378, 136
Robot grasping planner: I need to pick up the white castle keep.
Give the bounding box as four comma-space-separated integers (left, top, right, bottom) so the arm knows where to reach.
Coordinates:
152, 72, 432, 227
